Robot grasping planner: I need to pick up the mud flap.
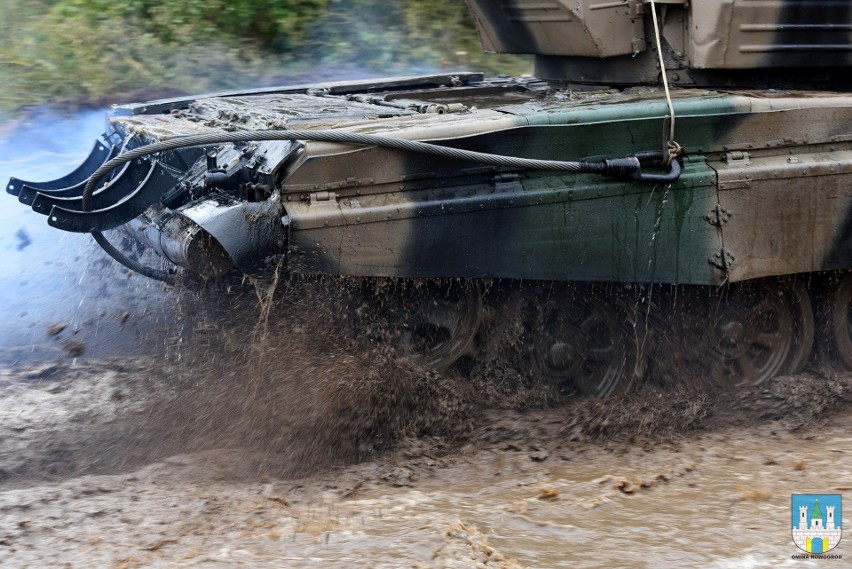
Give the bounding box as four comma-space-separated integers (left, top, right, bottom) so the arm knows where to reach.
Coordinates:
179, 195, 286, 276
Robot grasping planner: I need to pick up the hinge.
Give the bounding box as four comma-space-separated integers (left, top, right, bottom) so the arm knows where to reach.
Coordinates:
709, 248, 735, 271
307, 190, 337, 204
723, 151, 751, 165
324, 177, 374, 190
718, 151, 752, 189
493, 173, 522, 193
631, 0, 645, 16
704, 204, 731, 227
630, 1, 647, 53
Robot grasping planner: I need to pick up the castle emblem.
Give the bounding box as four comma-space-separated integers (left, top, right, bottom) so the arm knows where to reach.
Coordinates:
791, 494, 842, 554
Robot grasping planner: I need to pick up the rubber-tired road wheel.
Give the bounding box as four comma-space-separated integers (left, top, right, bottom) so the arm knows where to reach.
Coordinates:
531, 290, 637, 398
704, 281, 799, 387
817, 273, 852, 370
379, 280, 482, 371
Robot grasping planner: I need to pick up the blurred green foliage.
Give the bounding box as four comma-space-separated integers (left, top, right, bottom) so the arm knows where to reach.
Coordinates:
0, 0, 529, 112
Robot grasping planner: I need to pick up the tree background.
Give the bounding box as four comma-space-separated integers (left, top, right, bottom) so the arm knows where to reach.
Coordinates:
0, 0, 529, 113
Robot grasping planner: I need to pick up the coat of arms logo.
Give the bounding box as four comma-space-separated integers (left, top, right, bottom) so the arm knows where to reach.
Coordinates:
792, 494, 842, 554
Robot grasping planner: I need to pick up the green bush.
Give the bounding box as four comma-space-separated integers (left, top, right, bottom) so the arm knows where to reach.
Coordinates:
303, 0, 529, 74
0, 0, 530, 113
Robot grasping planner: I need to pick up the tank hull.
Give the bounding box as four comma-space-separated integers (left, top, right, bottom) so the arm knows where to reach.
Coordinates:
10, 74, 852, 286
8, 73, 852, 393
106, 83, 850, 286
8, 1, 852, 393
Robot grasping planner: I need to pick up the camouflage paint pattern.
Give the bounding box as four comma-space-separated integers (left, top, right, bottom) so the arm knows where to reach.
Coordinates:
106, 80, 852, 286
466, 0, 852, 86
19, 2, 852, 288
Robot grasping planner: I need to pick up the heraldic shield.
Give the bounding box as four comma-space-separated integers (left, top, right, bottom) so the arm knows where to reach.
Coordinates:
792, 494, 842, 554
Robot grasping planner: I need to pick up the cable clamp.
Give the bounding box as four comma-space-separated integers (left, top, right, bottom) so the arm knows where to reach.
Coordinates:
601, 151, 682, 183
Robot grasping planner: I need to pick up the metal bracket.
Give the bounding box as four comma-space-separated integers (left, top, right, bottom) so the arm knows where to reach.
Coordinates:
709, 248, 735, 271
46, 159, 180, 233
704, 204, 731, 227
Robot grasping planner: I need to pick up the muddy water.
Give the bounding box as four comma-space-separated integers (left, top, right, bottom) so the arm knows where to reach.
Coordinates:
385, 426, 850, 568
223, 417, 851, 568
0, 353, 849, 567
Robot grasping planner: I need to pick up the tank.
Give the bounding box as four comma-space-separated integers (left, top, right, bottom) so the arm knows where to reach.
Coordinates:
7, 0, 852, 396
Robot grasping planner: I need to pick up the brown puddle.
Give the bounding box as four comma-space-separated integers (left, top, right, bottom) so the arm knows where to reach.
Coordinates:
0, 355, 849, 567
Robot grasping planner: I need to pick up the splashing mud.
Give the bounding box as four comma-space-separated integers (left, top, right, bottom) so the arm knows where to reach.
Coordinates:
1, 276, 852, 567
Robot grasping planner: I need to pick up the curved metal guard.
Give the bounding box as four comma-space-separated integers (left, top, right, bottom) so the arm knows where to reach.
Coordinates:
6, 139, 115, 196
18, 182, 81, 205
47, 160, 179, 233
180, 195, 285, 276
28, 161, 136, 213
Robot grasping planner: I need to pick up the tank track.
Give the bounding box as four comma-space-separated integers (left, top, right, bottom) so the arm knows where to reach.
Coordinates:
328, 273, 848, 396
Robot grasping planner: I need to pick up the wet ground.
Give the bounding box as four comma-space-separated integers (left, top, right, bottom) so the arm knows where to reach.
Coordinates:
1, 277, 851, 567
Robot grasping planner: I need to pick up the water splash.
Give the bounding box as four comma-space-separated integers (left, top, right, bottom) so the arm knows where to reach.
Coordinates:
0, 108, 176, 365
